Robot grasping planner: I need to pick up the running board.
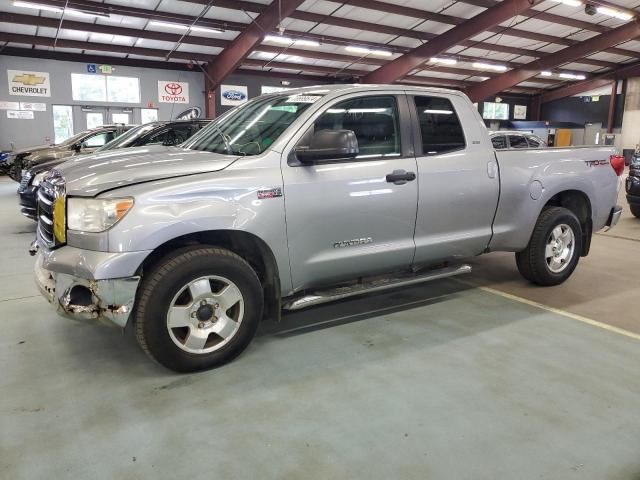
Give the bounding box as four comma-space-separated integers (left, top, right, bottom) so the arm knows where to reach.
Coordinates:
282, 264, 472, 311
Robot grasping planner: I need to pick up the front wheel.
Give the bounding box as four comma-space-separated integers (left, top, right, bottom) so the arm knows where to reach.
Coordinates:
8, 164, 21, 182
630, 205, 640, 218
516, 207, 583, 286
135, 246, 264, 372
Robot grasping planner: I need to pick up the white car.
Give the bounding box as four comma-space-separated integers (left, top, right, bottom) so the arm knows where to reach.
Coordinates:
490, 131, 546, 150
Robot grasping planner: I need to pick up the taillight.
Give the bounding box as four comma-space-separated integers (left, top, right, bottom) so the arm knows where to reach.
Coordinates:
610, 155, 625, 176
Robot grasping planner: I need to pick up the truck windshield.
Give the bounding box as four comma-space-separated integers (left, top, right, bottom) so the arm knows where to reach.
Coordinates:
183, 92, 326, 156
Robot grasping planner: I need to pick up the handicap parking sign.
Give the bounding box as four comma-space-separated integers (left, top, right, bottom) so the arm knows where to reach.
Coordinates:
87, 64, 97, 73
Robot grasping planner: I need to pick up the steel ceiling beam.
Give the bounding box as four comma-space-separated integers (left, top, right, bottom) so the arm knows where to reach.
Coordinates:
179, 0, 628, 67
542, 61, 640, 103
337, 0, 640, 60
467, 20, 640, 102
361, 0, 544, 84
206, 0, 305, 89
19, 0, 621, 70
1, 11, 568, 87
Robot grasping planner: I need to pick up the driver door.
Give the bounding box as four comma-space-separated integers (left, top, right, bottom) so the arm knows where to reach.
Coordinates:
282, 93, 418, 291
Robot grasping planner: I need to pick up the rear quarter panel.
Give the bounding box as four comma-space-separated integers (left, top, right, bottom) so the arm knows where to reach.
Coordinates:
490, 146, 619, 252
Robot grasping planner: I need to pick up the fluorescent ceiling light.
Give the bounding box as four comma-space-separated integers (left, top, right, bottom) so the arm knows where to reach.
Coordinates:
559, 72, 586, 80
326, 108, 388, 114
424, 109, 453, 115
550, 0, 583, 7
294, 39, 320, 47
430, 57, 457, 65
189, 25, 223, 34
264, 34, 293, 45
541, 71, 553, 76
472, 62, 507, 72
596, 6, 634, 21
149, 20, 222, 34
345, 46, 392, 57
13, 1, 62, 13
149, 20, 188, 30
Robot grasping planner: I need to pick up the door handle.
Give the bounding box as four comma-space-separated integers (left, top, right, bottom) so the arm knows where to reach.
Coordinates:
386, 170, 416, 185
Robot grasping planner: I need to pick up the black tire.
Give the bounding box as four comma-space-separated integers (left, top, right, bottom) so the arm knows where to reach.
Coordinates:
8, 164, 21, 182
135, 246, 263, 372
515, 207, 583, 286
630, 205, 640, 218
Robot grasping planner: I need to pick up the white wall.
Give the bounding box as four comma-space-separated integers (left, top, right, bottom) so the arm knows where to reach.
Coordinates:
0, 55, 205, 150
621, 77, 640, 151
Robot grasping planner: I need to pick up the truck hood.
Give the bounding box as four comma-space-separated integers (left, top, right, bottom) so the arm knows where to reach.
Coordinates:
54, 145, 240, 196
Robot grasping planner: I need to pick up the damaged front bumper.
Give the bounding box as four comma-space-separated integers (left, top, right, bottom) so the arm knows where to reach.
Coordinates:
32, 242, 144, 327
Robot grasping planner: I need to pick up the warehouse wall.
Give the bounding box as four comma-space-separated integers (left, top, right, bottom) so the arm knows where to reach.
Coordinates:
621, 78, 640, 150
213, 72, 335, 115
0, 55, 205, 150
541, 94, 624, 130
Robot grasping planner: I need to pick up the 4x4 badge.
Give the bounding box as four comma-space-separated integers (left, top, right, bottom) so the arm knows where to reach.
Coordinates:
257, 187, 283, 199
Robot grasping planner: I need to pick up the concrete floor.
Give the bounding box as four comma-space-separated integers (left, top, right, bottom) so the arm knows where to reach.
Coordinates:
1, 176, 639, 479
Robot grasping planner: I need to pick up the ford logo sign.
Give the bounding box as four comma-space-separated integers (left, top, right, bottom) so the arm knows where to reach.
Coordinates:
222, 90, 246, 101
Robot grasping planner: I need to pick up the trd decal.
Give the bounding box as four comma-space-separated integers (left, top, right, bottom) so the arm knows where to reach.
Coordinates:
584, 159, 609, 167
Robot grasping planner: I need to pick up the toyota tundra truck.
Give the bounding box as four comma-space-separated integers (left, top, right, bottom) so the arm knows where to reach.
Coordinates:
31, 85, 624, 372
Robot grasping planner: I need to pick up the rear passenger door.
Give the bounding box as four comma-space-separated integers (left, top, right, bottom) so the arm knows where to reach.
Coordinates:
410, 94, 500, 264
282, 93, 419, 290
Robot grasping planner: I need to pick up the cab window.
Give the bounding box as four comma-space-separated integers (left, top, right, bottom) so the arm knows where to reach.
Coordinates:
312, 96, 401, 158
413, 96, 465, 155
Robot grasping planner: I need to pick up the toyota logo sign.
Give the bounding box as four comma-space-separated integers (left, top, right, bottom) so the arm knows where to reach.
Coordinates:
164, 83, 183, 96
159, 81, 189, 104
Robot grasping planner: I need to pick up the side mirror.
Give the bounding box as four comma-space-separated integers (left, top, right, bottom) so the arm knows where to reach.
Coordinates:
73, 143, 83, 152
295, 129, 358, 164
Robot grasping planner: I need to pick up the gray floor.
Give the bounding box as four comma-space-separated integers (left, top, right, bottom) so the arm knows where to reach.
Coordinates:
1, 176, 639, 479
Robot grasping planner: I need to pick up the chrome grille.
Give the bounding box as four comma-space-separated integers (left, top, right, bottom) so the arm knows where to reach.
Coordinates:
37, 172, 65, 249
19, 171, 32, 191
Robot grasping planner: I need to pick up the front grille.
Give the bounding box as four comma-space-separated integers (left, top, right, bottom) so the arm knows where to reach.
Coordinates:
37, 172, 65, 249
19, 171, 32, 191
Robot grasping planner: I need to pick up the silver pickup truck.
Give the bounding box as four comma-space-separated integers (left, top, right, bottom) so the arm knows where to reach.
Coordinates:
31, 85, 624, 372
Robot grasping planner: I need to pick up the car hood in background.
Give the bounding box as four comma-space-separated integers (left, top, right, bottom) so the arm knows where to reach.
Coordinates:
54, 145, 240, 196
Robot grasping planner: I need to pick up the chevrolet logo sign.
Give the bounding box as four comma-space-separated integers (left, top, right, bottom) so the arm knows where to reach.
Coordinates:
13, 73, 46, 86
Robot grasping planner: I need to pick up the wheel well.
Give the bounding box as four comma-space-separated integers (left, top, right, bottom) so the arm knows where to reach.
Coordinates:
139, 230, 281, 322
543, 190, 592, 256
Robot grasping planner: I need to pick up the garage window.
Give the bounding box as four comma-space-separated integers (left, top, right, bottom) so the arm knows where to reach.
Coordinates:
414, 96, 466, 155
71, 74, 140, 103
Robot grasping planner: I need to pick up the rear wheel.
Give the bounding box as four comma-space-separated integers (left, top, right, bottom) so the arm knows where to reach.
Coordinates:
630, 205, 640, 218
516, 207, 582, 286
135, 246, 263, 372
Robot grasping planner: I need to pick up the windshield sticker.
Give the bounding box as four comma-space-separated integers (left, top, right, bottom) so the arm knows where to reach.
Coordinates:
286, 95, 322, 104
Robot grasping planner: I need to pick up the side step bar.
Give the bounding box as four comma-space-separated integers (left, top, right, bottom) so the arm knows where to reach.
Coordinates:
282, 264, 472, 311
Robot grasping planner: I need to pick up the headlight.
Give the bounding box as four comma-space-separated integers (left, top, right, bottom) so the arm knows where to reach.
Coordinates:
31, 171, 49, 187
67, 197, 134, 233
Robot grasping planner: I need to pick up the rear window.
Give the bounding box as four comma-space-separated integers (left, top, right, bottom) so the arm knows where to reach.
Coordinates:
527, 136, 542, 148
414, 96, 466, 155
508, 135, 529, 149
491, 135, 507, 150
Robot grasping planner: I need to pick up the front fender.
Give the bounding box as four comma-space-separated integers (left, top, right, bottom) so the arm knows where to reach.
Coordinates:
101, 164, 291, 292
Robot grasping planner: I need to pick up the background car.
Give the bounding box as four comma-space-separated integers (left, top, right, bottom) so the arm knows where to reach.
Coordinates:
18, 119, 210, 220
6, 124, 134, 181
490, 131, 547, 150
626, 152, 640, 218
